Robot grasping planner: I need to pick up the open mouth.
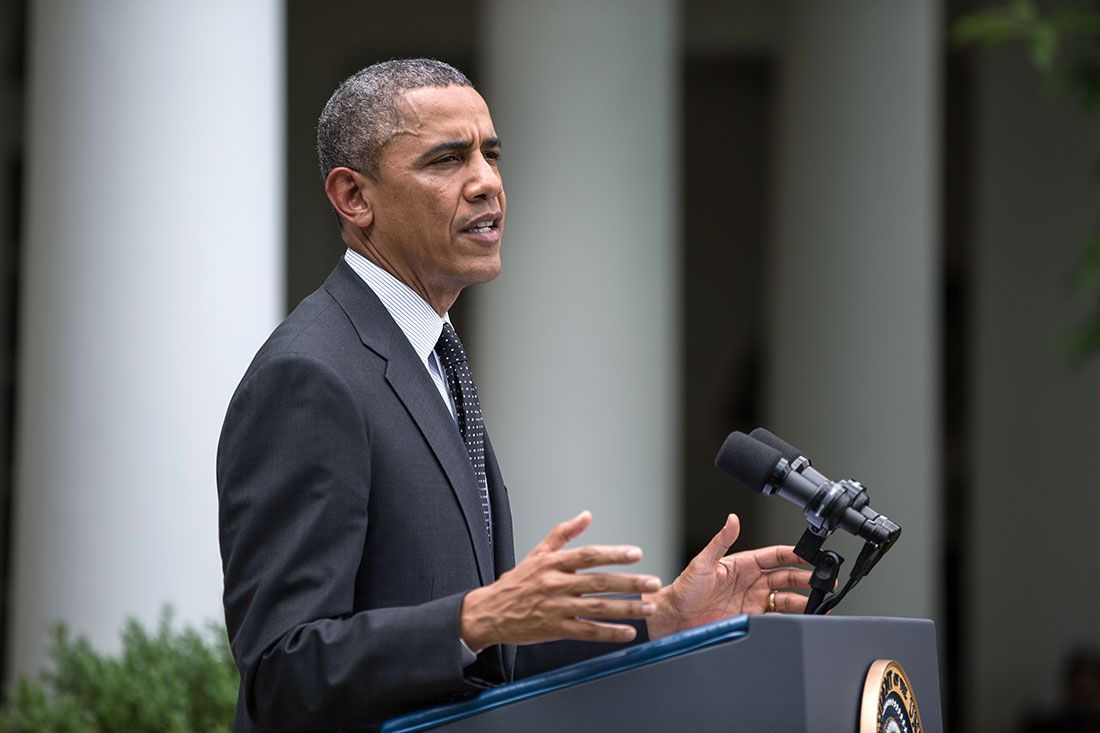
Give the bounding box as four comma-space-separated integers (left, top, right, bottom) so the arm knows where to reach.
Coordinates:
462, 213, 502, 234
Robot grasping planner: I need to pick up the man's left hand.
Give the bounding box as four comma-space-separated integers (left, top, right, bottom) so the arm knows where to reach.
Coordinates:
643, 514, 812, 640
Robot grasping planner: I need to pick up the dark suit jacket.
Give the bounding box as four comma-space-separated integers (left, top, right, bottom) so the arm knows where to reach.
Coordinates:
218, 262, 642, 732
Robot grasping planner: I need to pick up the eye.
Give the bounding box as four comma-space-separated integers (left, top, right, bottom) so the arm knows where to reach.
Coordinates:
484, 149, 502, 163
433, 154, 461, 165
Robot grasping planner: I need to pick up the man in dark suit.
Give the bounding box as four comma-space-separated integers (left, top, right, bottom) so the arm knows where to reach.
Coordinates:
217, 58, 811, 732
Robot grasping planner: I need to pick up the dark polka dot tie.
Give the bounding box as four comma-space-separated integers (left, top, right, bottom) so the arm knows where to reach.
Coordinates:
435, 322, 491, 545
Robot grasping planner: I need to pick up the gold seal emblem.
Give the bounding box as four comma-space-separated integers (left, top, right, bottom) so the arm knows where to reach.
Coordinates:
860, 659, 923, 733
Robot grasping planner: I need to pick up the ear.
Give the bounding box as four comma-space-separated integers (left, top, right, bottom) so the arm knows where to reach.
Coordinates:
324, 167, 374, 229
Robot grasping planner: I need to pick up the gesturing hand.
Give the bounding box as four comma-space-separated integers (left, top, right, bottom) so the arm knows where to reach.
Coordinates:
460, 511, 661, 652
644, 514, 812, 640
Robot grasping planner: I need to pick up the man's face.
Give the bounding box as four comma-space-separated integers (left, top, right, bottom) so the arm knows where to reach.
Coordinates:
362, 85, 505, 311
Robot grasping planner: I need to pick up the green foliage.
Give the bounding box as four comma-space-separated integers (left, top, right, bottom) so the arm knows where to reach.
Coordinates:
953, 1, 1100, 359
1069, 227, 1100, 355
0, 609, 238, 733
952, 0, 1100, 107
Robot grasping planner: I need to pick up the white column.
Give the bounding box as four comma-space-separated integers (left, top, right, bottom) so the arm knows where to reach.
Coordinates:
765, 0, 942, 620
476, 0, 679, 581
9, 0, 283, 678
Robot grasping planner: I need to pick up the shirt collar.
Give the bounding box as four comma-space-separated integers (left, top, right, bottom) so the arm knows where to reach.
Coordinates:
343, 248, 448, 365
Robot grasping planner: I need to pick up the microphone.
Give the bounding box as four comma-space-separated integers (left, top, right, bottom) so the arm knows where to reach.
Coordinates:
714, 430, 900, 547
749, 427, 829, 486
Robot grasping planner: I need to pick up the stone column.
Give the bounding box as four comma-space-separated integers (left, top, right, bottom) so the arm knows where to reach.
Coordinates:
764, 0, 942, 620
9, 0, 283, 677
475, 0, 679, 581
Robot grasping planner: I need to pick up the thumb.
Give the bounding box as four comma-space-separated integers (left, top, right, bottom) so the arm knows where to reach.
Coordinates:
691, 513, 740, 570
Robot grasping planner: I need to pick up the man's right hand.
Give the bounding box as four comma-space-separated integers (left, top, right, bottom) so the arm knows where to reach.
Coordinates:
459, 511, 660, 652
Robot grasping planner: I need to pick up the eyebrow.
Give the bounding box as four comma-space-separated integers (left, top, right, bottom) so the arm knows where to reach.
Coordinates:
419, 137, 502, 163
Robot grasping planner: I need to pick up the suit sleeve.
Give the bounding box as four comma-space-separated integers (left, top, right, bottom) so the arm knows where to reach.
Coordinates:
217, 353, 488, 729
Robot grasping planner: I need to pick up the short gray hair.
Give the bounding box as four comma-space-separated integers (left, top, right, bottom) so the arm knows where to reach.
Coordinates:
317, 58, 473, 181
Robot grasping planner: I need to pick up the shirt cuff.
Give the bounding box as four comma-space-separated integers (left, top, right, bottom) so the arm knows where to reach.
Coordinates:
458, 637, 479, 667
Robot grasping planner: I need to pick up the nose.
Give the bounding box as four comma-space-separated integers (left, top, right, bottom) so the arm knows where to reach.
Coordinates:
464, 153, 503, 201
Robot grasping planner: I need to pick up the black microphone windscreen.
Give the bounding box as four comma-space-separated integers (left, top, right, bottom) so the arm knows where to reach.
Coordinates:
715, 431, 783, 493
749, 427, 801, 462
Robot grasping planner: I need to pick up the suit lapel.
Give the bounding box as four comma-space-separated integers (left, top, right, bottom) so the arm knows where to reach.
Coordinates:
485, 434, 515, 576
324, 262, 496, 586
484, 433, 517, 679
384, 355, 496, 585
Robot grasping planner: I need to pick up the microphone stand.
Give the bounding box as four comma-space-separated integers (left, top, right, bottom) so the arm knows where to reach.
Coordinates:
788, 471, 897, 614
793, 529, 842, 615
794, 525, 895, 615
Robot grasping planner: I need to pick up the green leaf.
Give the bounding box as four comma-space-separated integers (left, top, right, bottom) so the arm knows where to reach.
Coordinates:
1073, 227, 1100, 292
1030, 22, 1060, 71
1050, 6, 1100, 36
951, 3, 1040, 46
1067, 308, 1100, 358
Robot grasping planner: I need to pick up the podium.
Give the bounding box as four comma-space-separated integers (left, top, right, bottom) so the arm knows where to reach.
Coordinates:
383, 614, 943, 733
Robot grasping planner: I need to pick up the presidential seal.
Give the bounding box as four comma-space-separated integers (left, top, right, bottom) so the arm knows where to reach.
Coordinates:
860, 659, 923, 733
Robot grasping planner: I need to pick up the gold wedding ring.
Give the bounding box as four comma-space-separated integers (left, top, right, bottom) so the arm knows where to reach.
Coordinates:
767, 589, 778, 613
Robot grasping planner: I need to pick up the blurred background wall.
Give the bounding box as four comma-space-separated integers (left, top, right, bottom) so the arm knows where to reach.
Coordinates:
0, 1, 1097, 730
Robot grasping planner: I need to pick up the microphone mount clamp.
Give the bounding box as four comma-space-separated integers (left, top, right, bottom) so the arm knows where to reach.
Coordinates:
779, 460, 900, 615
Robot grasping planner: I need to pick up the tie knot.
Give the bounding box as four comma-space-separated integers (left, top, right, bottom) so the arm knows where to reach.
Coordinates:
435, 322, 468, 370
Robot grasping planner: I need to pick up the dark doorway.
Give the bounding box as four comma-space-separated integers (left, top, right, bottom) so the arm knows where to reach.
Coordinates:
680, 54, 775, 562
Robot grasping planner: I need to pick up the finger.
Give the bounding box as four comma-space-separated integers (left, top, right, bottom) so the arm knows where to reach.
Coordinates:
531, 510, 593, 556
569, 572, 662, 596
691, 514, 741, 570
571, 595, 657, 620
556, 618, 639, 644
772, 591, 809, 614
765, 567, 814, 590
749, 544, 804, 569
553, 544, 644, 571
